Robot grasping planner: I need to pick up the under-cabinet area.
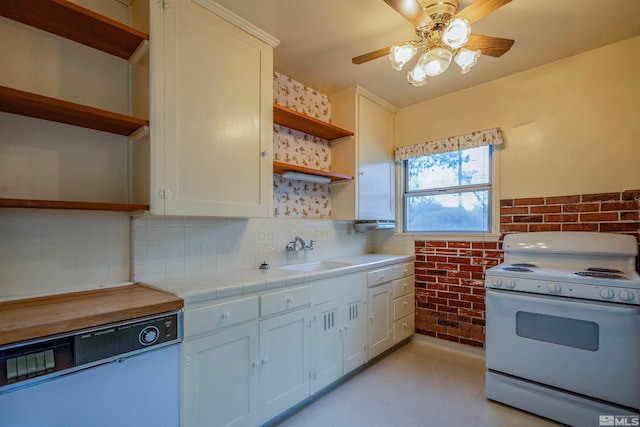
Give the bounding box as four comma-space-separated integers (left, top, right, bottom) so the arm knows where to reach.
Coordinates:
147, 254, 414, 426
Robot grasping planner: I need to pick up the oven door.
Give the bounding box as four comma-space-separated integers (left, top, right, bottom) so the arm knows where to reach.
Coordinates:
486, 288, 640, 410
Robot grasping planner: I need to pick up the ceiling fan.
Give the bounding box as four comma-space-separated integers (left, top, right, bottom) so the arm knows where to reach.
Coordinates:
353, 0, 515, 86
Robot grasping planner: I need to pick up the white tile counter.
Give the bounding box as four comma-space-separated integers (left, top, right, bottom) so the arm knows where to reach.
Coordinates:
143, 254, 414, 305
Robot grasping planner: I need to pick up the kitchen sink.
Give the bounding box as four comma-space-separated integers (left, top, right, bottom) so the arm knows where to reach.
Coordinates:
276, 261, 354, 273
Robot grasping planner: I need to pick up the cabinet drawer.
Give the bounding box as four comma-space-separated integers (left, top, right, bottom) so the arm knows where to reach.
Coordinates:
393, 262, 414, 279
367, 267, 393, 287
184, 296, 258, 338
393, 293, 414, 321
393, 314, 415, 343
261, 286, 311, 317
392, 276, 415, 298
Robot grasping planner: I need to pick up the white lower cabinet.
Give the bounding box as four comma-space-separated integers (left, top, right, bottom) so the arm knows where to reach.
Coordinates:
367, 282, 393, 359
183, 322, 259, 427
180, 260, 414, 426
258, 307, 312, 424
311, 293, 366, 393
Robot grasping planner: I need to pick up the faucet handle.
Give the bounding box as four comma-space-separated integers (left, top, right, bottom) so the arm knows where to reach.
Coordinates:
286, 241, 297, 252
308, 240, 316, 250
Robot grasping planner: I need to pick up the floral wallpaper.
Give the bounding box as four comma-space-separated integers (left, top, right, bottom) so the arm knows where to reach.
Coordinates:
273, 72, 332, 219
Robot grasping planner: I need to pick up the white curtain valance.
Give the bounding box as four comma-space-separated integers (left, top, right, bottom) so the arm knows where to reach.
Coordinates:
394, 127, 504, 161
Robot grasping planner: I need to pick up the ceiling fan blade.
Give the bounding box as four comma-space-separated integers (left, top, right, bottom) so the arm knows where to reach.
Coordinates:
352, 47, 392, 64
455, 0, 512, 24
383, 0, 433, 28
464, 34, 514, 57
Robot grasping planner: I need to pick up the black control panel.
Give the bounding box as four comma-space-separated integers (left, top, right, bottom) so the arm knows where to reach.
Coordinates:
0, 311, 181, 392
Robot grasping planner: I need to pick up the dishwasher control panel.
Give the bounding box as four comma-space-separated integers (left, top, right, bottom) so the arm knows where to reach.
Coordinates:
0, 311, 182, 393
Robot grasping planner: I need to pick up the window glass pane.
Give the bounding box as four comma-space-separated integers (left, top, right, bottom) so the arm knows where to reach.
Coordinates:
407, 146, 490, 192
406, 190, 489, 232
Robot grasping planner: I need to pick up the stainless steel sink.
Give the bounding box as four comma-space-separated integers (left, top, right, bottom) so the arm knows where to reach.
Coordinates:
276, 261, 354, 273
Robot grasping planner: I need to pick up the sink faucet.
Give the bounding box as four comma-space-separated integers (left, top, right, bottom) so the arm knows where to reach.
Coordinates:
286, 236, 316, 252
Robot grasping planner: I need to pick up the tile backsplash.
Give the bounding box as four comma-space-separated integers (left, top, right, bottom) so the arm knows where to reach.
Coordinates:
131, 217, 373, 282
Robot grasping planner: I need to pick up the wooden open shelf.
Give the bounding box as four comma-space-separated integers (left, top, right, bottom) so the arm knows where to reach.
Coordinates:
0, 198, 149, 212
273, 103, 353, 141
0, 0, 149, 60
273, 161, 353, 183
0, 86, 149, 136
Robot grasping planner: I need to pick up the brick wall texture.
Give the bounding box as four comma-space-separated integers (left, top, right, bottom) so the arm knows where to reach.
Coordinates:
414, 190, 640, 347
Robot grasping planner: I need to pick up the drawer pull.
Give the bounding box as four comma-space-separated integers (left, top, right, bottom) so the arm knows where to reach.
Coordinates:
403, 283, 408, 289
286, 297, 294, 304
378, 275, 385, 282
402, 322, 408, 328
403, 301, 408, 307
221, 311, 230, 320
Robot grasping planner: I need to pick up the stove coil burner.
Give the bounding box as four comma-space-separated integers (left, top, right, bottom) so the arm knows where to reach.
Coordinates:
503, 266, 534, 272
574, 271, 627, 280
585, 267, 623, 274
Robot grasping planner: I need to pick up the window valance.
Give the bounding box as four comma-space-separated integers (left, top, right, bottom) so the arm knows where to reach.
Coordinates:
394, 127, 504, 161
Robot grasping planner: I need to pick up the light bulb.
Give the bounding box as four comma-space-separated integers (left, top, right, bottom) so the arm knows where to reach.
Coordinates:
407, 65, 428, 86
454, 48, 481, 74
442, 18, 471, 49
389, 42, 417, 70
418, 48, 453, 77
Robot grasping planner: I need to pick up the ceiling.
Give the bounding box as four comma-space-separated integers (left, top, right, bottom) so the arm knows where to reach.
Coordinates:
213, 0, 640, 109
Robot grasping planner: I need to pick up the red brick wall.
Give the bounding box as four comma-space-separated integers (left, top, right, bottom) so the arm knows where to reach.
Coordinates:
414, 190, 640, 348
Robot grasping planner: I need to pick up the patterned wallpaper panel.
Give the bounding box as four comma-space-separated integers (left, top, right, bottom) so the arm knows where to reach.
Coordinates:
273, 72, 332, 219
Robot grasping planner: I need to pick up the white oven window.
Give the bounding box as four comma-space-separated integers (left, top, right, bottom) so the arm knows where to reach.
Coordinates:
515, 311, 599, 351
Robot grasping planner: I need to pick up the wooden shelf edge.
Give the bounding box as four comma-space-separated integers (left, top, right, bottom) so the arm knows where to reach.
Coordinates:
273, 103, 353, 140
0, 0, 149, 60
0, 198, 150, 212
0, 86, 149, 136
273, 161, 353, 182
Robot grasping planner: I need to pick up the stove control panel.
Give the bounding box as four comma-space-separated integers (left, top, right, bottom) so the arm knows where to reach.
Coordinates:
485, 274, 640, 305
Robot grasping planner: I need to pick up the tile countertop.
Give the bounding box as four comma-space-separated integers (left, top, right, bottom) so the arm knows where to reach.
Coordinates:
143, 254, 415, 305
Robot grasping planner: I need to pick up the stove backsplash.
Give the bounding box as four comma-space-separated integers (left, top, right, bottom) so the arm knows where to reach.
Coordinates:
415, 189, 640, 347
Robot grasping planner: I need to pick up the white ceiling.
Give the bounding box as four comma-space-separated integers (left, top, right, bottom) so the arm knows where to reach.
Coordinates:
213, 0, 640, 109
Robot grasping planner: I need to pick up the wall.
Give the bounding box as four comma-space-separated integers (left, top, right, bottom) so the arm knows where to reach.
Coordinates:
396, 37, 640, 199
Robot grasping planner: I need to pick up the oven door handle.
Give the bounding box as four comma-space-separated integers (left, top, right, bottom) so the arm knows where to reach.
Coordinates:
487, 289, 640, 314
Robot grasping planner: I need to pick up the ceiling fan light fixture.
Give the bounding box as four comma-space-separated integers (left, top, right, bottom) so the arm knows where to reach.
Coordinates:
418, 47, 452, 77
389, 41, 417, 70
454, 48, 481, 74
442, 18, 471, 49
407, 65, 428, 86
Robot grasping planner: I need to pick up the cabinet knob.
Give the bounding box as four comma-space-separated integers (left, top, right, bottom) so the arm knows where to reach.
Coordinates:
378, 275, 385, 282
286, 297, 294, 304
261, 150, 269, 157
359, 171, 364, 175
261, 358, 269, 366
252, 361, 260, 368
221, 311, 230, 320
402, 322, 408, 328
369, 315, 375, 321
403, 283, 408, 289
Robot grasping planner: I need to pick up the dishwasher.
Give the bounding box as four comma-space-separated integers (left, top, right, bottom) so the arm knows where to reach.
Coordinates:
0, 310, 182, 427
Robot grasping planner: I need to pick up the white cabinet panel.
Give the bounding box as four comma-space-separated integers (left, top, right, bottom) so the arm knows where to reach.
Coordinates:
184, 296, 258, 338
150, 0, 272, 217
367, 283, 393, 359
182, 322, 259, 427
259, 307, 311, 423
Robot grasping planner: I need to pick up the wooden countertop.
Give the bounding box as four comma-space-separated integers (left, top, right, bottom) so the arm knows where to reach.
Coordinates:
0, 284, 183, 346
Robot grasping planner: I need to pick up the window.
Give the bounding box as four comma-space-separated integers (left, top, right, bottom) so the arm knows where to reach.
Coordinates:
403, 145, 493, 233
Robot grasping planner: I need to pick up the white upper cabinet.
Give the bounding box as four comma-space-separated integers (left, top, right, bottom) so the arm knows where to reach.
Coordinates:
147, 0, 277, 217
329, 86, 397, 221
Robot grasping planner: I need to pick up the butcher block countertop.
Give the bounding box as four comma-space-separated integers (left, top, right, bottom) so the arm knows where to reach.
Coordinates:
0, 283, 183, 346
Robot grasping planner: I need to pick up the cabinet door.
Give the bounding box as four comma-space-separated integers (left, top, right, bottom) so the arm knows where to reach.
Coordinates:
182, 322, 259, 427
343, 293, 367, 373
155, 0, 272, 217
311, 300, 343, 393
259, 308, 311, 423
357, 94, 394, 220
367, 283, 393, 359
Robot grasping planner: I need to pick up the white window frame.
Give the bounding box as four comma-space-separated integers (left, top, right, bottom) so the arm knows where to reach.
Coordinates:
395, 146, 501, 241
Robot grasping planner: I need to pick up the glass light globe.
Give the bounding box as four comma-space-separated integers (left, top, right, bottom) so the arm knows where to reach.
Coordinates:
389, 42, 417, 70
418, 47, 453, 77
454, 48, 481, 74
442, 18, 471, 49
407, 65, 428, 86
